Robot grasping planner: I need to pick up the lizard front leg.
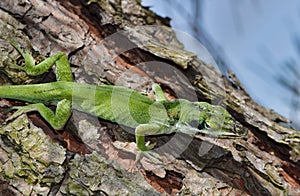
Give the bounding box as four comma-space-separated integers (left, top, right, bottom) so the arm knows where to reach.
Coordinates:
133, 84, 169, 161
135, 123, 164, 162
135, 123, 162, 151
134, 84, 168, 151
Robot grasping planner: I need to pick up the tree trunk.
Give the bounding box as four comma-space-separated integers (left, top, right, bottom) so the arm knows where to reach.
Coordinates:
0, 0, 299, 195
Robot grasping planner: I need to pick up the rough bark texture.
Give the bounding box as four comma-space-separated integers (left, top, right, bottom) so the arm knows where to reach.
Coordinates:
0, 0, 299, 195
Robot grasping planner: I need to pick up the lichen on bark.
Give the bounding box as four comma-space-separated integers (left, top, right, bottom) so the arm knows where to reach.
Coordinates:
0, 115, 66, 195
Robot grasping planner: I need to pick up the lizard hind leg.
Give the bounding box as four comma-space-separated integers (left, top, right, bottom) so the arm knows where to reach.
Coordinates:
6, 42, 73, 130
10, 41, 73, 82
7, 99, 71, 130
152, 83, 167, 101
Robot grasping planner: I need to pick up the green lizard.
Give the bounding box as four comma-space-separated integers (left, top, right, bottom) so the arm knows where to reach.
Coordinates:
0, 42, 247, 154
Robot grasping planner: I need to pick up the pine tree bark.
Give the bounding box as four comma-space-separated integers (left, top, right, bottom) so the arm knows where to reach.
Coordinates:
0, 0, 299, 195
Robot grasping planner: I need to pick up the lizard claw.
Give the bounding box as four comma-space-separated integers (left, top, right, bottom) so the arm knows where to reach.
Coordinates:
6, 105, 34, 122
136, 150, 162, 164
7, 62, 26, 71
145, 141, 156, 150
136, 142, 162, 164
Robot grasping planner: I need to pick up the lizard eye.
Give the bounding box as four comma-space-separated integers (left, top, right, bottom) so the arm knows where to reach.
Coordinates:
197, 121, 211, 130
203, 122, 211, 129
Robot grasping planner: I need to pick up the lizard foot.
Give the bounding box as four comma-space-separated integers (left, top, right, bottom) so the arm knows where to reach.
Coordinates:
136, 141, 162, 164
136, 150, 162, 164
7, 62, 26, 71
144, 141, 156, 150
6, 105, 35, 121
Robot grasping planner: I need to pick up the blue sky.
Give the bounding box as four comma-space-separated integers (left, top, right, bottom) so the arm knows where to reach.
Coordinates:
142, 0, 300, 128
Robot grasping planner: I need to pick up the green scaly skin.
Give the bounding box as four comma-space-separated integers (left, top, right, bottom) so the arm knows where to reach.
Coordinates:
0, 42, 247, 154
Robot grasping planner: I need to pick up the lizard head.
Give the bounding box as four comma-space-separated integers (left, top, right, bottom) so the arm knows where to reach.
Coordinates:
197, 103, 247, 138
177, 101, 247, 138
